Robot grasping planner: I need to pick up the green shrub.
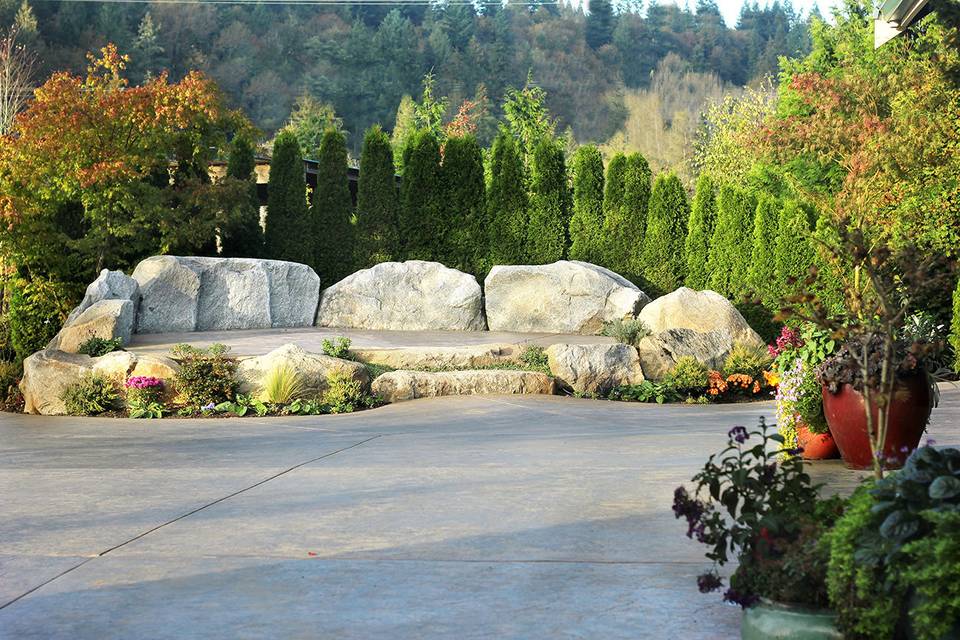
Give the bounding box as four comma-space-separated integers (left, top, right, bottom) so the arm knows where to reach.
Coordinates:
324, 372, 374, 413
620, 152, 652, 279
258, 365, 305, 404
526, 137, 570, 264
9, 277, 74, 363
900, 511, 960, 640
599, 317, 650, 347
363, 362, 395, 380
77, 336, 123, 357
486, 129, 528, 266
440, 134, 487, 274
355, 125, 400, 267
952, 277, 960, 373
721, 343, 773, 379
312, 128, 355, 286
518, 345, 550, 375
264, 130, 311, 264
215, 393, 268, 417
568, 145, 605, 264
746, 193, 780, 306
170, 343, 238, 408
0, 360, 22, 410
61, 373, 119, 416
772, 199, 816, 301
398, 129, 443, 261
684, 173, 718, 290
707, 183, 757, 299
608, 380, 682, 403
665, 356, 708, 391
321, 336, 352, 360
220, 132, 264, 259
639, 172, 689, 294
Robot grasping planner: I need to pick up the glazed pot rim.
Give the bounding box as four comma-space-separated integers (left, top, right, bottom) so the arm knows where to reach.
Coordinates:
750, 598, 836, 616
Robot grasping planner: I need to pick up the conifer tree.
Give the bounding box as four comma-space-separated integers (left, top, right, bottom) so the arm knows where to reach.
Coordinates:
600, 152, 626, 271
440, 134, 486, 273
312, 128, 354, 286
486, 128, 528, 266
707, 183, 757, 299
619, 152, 652, 280
746, 192, 780, 305
951, 277, 960, 373
639, 172, 689, 294
220, 133, 263, 258
264, 131, 310, 264
398, 129, 442, 261
355, 125, 398, 267
772, 199, 816, 299
568, 145, 605, 264
526, 137, 570, 264
684, 173, 717, 290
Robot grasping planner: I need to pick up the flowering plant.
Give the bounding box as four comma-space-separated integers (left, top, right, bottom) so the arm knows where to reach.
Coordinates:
776, 358, 829, 447
673, 418, 840, 608
125, 376, 165, 419
125, 376, 163, 390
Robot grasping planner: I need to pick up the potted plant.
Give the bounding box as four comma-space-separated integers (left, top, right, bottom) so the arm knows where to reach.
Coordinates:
769, 325, 839, 460
673, 418, 845, 639
816, 334, 936, 470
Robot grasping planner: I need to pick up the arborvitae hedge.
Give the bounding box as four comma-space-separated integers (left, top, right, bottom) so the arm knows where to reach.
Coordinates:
639, 172, 689, 294
398, 129, 443, 261
568, 145, 605, 264
486, 129, 528, 266
355, 125, 399, 267
220, 133, 263, 258
810, 214, 846, 314
952, 277, 960, 373
440, 135, 486, 274
621, 153, 652, 280
772, 199, 815, 301
526, 137, 570, 264
264, 130, 310, 264
684, 173, 717, 290
603, 153, 626, 217
312, 128, 355, 286
600, 152, 627, 273
747, 193, 781, 306
707, 183, 757, 300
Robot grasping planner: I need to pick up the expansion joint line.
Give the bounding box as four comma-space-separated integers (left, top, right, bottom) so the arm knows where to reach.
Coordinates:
0, 434, 382, 611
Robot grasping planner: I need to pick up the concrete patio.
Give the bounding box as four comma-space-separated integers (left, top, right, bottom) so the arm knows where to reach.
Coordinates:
2, 389, 957, 639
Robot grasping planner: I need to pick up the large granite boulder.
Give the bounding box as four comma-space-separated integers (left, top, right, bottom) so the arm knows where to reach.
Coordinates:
545, 343, 645, 394
350, 344, 520, 370
236, 343, 369, 397
66, 269, 139, 325
316, 261, 486, 331
484, 261, 650, 334
371, 369, 555, 403
48, 299, 135, 353
636, 329, 739, 380
132, 256, 320, 333
638, 288, 763, 348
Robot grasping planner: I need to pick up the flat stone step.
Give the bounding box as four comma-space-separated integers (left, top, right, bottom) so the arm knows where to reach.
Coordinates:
371, 369, 557, 403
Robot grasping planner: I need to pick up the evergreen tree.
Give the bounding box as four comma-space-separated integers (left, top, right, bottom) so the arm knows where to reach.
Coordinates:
312, 128, 355, 286
486, 129, 528, 266
391, 95, 417, 171
264, 130, 310, 264
951, 277, 960, 373
130, 11, 165, 83
586, 0, 615, 50
398, 129, 442, 261
772, 199, 815, 299
684, 173, 717, 290
639, 172, 689, 293
220, 133, 263, 258
355, 125, 399, 267
568, 145, 605, 264
603, 153, 627, 219
746, 192, 780, 305
707, 183, 757, 299
440, 134, 486, 273
526, 137, 570, 264
620, 152, 652, 280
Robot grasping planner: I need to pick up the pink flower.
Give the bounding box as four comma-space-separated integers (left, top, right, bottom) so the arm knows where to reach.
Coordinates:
125, 376, 164, 390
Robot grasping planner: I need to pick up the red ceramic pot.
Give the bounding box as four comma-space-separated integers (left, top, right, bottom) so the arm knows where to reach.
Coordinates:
796, 423, 839, 460
821, 375, 933, 470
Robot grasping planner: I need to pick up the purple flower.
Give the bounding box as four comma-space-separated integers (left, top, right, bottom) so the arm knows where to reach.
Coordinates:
125, 376, 163, 390
697, 572, 723, 593
785, 447, 804, 457
728, 426, 749, 444
926, 439, 937, 447
201, 402, 216, 411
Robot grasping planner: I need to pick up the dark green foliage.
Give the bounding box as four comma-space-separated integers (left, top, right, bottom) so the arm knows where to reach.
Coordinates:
440, 135, 487, 273
600, 152, 628, 274
585, 0, 615, 50
398, 130, 443, 261
746, 193, 781, 306
952, 277, 960, 373
486, 129, 528, 266
640, 172, 689, 294
684, 173, 718, 290
264, 131, 310, 264
707, 183, 757, 300
518, 345, 550, 376
61, 373, 119, 416
321, 336, 352, 359
602, 153, 627, 219
355, 125, 399, 267
170, 343, 238, 408
77, 337, 123, 358
526, 137, 570, 264
220, 133, 263, 259
568, 145, 605, 264
8, 278, 75, 363
312, 128, 355, 286
608, 381, 683, 403
772, 199, 816, 302
619, 153, 652, 279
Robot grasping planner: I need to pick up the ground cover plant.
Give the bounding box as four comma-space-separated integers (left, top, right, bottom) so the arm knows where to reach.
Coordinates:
77, 337, 124, 358
60, 373, 119, 416
125, 376, 164, 419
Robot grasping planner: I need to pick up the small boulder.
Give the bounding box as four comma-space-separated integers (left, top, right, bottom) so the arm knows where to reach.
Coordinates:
371, 369, 555, 403
316, 261, 486, 331
236, 343, 369, 398
638, 288, 763, 348
65, 269, 139, 325
350, 344, 520, 370
48, 299, 135, 353
20, 350, 93, 415
545, 343, 645, 394
636, 328, 739, 380
484, 261, 650, 334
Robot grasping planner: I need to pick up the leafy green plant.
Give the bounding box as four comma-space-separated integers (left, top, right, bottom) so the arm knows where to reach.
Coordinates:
170, 343, 238, 408
215, 393, 268, 417
61, 373, 119, 416
285, 397, 328, 415
518, 345, 551, 375
363, 362, 395, 380
323, 372, 375, 414
600, 317, 650, 347
321, 336, 353, 360
9, 277, 75, 362
666, 356, 709, 391
608, 380, 682, 404
0, 360, 22, 404
125, 376, 165, 419
900, 511, 960, 640
722, 343, 773, 379
129, 399, 164, 419
77, 336, 124, 357
257, 365, 305, 404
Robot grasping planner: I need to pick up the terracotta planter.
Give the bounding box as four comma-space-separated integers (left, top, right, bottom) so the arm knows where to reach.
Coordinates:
796, 423, 839, 460
821, 376, 933, 470
742, 599, 842, 639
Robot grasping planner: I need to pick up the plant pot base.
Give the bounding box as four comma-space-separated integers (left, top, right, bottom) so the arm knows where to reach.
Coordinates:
797, 425, 839, 460
742, 600, 842, 640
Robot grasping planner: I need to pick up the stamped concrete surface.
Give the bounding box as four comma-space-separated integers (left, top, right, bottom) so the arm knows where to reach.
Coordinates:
1, 388, 958, 639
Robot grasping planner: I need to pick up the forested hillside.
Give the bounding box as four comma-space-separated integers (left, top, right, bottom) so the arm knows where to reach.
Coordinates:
2, 0, 814, 152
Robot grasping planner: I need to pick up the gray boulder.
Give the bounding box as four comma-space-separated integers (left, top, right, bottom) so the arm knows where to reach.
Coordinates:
637, 328, 740, 380
638, 287, 763, 348
545, 343, 645, 394
317, 261, 486, 331
236, 343, 369, 398
484, 261, 650, 334
133, 256, 202, 333
371, 369, 555, 403
48, 299, 135, 353
65, 269, 139, 325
